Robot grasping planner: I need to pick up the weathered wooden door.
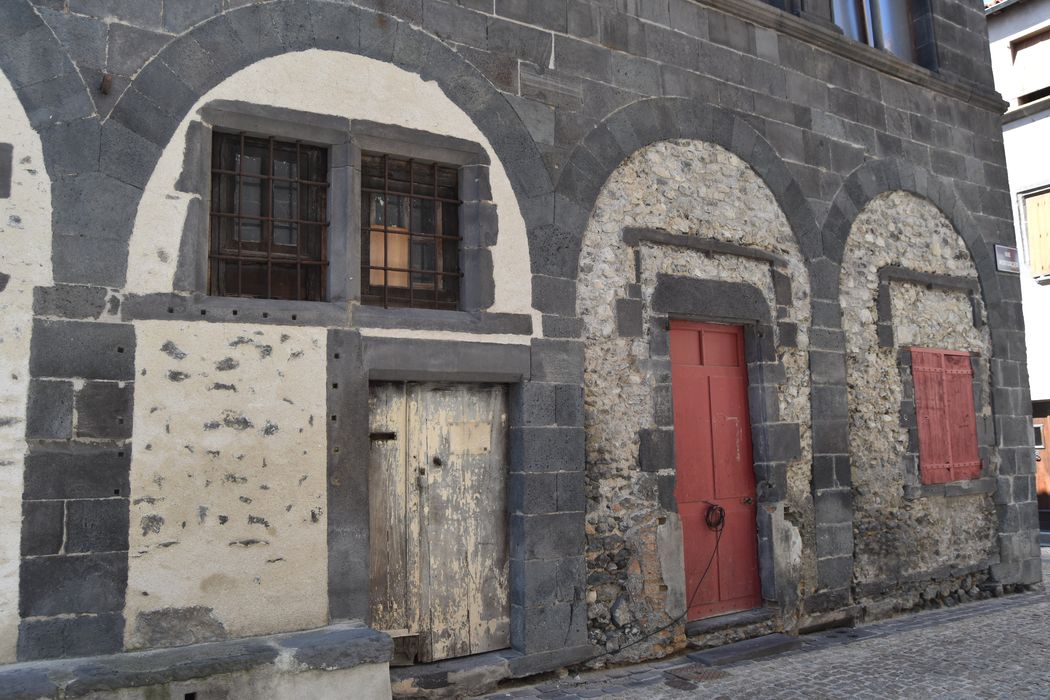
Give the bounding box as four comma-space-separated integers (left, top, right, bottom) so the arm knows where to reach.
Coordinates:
368, 382, 510, 663
669, 321, 762, 620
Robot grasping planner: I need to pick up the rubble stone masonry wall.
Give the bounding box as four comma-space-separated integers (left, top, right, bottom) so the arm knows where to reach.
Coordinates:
841, 192, 999, 616
578, 141, 812, 660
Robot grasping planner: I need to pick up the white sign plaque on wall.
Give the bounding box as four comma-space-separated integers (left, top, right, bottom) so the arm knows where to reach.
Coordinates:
995, 244, 1020, 274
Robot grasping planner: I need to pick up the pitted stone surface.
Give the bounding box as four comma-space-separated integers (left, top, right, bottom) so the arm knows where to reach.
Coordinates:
577, 140, 813, 661
840, 191, 997, 608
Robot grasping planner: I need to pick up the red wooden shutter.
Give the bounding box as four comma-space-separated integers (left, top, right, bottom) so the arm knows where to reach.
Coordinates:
911, 348, 982, 484
912, 349, 952, 484
942, 352, 982, 480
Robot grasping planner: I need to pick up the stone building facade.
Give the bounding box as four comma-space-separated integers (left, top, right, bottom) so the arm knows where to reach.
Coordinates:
0, 0, 1038, 696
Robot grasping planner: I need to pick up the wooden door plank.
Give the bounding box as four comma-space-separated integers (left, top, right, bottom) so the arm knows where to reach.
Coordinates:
414, 383, 511, 662
471, 385, 510, 655
420, 383, 473, 661
912, 349, 953, 483
368, 382, 413, 634
407, 383, 436, 660
672, 366, 715, 503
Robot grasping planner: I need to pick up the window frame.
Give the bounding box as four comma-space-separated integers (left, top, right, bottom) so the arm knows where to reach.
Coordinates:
1035, 423, 1045, 450
0, 143, 11, 199
359, 151, 463, 310
1010, 27, 1050, 107
1019, 185, 1050, 284
176, 103, 497, 314
179, 101, 354, 306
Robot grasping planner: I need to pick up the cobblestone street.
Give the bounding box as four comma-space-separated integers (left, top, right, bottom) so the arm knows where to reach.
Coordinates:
484, 551, 1050, 699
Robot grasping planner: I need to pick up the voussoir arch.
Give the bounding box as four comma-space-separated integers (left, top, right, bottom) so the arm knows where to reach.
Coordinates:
824, 158, 1004, 310
548, 97, 822, 282
107, 0, 553, 282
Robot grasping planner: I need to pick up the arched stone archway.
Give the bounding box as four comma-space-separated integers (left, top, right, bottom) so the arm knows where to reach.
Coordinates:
577, 138, 813, 660
840, 190, 998, 614
546, 97, 822, 287
826, 159, 1038, 594
121, 50, 535, 317
24, 0, 552, 290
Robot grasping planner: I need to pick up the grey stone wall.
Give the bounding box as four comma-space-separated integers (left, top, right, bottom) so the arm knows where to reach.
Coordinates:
22, 316, 134, 660
0, 0, 1035, 673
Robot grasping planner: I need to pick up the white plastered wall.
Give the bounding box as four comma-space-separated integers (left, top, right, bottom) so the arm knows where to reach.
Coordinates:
0, 70, 53, 663
126, 321, 328, 647
124, 49, 536, 345
1003, 112, 1050, 402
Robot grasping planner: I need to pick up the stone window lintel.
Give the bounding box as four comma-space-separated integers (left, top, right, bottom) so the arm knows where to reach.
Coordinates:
876, 266, 984, 348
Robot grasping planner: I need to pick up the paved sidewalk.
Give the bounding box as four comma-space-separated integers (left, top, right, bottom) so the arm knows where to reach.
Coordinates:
484, 551, 1050, 699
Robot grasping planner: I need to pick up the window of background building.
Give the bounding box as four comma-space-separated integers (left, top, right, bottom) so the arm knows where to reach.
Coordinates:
209, 132, 329, 301
1035, 423, 1045, 449
360, 153, 461, 310
1012, 29, 1050, 106
911, 347, 982, 485
1023, 189, 1050, 282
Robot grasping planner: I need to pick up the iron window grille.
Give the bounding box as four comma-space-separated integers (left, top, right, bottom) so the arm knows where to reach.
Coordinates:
209, 132, 329, 301
360, 152, 461, 310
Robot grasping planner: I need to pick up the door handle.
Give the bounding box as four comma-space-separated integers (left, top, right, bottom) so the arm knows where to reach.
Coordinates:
743, 497, 754, 504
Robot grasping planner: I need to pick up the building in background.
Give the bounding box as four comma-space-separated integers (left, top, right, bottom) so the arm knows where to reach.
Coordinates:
986, 0, 1050, 532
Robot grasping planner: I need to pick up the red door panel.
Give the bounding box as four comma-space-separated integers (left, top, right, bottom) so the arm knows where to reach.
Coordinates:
673, 367, 714, 504
710, 375, 754, 501
679, 505, 719, 613
716, 501, 761, 614
701, 328, 741, 367
670, 328, 702, 366
670, 320, 761, 621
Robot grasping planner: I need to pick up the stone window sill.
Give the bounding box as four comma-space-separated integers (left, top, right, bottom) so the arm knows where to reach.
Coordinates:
122, 293, 535, 336
352, 305, 532, 335
904, 476, 998, 500
122, 292, 348, 326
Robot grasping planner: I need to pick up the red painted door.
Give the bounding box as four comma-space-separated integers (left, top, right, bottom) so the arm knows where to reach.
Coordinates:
670, 320, 761, 620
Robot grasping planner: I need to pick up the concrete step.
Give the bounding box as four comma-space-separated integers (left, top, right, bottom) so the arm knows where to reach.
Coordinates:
686, 633, 802, 667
